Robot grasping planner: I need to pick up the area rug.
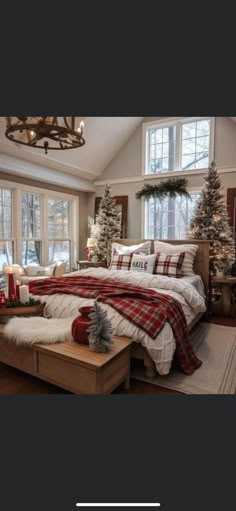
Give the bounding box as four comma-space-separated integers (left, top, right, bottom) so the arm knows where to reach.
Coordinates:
3, 316, 73, 345
131, 323, 236, 394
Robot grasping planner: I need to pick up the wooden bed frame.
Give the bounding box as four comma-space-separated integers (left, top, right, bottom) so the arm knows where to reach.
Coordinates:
114, 239, 210, 379
0, 240, 210, 390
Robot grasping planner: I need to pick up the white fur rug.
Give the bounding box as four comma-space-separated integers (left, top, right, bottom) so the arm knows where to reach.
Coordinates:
3, 316, 73, 345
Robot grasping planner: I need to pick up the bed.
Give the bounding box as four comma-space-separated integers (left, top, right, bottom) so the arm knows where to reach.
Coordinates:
30, 239, 210, 379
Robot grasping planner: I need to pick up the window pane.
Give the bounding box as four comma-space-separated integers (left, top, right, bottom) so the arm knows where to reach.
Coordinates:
147, 126, 176, 173
182, 122, 196, 139
22, 240, 41, 265
0, 241, 13, 290
197, 119, 210, 136
48, 198, 71, 239
0, 188, 12, 238
48, 241, 70, 270
196, 156, 209, 169
181, 119, 210, 170
145, 193, 200, 240
181, 138, 196, 155
21, 192, 41, 238
196, 136, 209, 152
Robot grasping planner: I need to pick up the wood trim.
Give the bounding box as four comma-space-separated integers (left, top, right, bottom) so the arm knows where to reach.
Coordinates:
95, 195, 128, 238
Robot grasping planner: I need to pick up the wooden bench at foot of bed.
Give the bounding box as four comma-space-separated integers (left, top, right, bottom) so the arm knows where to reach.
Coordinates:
0, 325, 133, 394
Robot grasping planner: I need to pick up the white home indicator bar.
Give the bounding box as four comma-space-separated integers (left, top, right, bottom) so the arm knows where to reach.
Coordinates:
76, 504, 161, 508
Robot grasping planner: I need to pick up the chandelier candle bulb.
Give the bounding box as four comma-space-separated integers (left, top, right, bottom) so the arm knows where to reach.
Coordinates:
19, 285, 30, 304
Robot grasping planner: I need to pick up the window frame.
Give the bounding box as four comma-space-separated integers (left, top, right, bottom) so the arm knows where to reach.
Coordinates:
0, 179, 79, 272
142, 117, 215, 176
0, 185, 15, 276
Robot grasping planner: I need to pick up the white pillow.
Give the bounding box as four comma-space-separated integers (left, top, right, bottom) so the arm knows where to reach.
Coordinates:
24, 264, 56, 277
130, 253, 157, 274
153, 241, 198, 276
111, 241, 151, 257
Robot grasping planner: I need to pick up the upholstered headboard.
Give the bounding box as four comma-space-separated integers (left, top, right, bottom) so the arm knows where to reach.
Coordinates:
112, 239, 210, 300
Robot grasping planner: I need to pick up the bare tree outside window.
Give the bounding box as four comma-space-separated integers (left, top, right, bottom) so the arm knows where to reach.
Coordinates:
21, 192, 41, 265
145, 193, 200, 239
48, 198, 71, 270
146, 118, 211, 174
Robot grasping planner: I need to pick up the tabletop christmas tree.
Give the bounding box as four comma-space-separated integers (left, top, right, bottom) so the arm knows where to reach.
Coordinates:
92, 184, 121, 264
88, 301, 113, 352
188, 161, 234, 275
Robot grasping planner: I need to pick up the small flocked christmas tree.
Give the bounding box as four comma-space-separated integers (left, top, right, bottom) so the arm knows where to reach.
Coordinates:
88, 301, 113, 353
92, 184, 121, 264
188, 161, 235, 274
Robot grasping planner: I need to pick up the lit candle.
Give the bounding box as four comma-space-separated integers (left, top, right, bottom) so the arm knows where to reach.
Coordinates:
16, 280, 20, 299
19, 285, 30, 304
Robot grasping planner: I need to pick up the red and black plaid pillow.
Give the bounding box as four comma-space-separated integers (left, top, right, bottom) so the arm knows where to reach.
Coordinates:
153, 252, 185, 278
109, 249, 133, 271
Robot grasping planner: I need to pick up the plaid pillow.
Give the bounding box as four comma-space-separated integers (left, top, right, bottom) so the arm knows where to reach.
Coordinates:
109, 250, 133, 271
154, 252, 185, 278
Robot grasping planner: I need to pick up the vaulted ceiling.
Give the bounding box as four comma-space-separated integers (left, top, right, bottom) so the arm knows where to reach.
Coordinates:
0, 117, 143, 184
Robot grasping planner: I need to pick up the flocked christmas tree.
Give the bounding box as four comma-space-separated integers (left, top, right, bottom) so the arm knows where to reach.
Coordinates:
88, 301, 113, 353
188, 161, 235, 274
92, 184, 121, 264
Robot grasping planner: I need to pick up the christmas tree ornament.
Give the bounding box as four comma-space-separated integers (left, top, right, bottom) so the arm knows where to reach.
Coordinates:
88, 301, 113, 353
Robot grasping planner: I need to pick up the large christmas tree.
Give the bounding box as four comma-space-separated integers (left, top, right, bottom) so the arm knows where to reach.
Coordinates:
188, 161, 234, 274
92, 184, 121, 264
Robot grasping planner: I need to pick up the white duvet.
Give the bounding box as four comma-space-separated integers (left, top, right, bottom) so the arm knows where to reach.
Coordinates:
32, 268, 206, 375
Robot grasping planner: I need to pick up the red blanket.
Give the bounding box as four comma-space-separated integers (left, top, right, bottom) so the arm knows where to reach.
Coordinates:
29, 276, 202, 374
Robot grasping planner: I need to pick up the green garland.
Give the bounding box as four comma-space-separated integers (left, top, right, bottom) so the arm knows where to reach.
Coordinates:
136, 178, 190, 200
3, 298, 41, 308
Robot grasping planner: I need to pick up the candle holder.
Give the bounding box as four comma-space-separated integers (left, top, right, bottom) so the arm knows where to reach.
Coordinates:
0, 292, 7, 308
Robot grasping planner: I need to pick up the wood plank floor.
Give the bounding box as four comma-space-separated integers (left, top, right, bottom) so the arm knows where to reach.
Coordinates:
0, 316, 235, 395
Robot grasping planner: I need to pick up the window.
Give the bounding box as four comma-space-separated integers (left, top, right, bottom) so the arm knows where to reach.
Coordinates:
144, 117, 214, 175
21, 192, 41, 265
0, 180, 78, 276
145, 192, 200, 240
0, 187, 13, 289
48, 197, 71, 270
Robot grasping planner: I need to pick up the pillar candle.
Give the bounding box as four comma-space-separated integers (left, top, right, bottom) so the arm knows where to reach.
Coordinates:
19, 285, 30, 304
8, 271, 15, 300
15, 280, 21, 299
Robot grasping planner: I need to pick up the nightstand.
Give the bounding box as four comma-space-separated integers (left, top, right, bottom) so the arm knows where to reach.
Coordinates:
77, 260, 107, 270
212, 276, 236, 317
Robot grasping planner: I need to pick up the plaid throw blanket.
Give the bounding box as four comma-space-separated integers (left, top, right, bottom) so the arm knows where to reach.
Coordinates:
29, 276, 202, 374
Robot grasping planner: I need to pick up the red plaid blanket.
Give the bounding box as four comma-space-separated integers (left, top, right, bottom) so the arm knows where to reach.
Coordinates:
29, 276, 202, 374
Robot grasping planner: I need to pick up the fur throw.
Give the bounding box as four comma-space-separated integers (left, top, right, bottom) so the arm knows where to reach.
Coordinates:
3, 316, 73, 345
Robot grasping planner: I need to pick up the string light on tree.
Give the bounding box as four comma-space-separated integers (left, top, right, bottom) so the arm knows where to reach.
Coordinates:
188, 161, 234, 275
92, 184, 121, 265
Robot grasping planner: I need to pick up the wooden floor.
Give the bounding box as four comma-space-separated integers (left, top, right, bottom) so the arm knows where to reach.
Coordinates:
0, 316, 235, 395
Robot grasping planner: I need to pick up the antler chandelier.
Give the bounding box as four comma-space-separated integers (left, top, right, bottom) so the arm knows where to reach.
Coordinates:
5, 117, 85, 154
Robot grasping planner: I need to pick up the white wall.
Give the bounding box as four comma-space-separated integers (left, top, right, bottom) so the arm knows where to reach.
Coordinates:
91, 117, 236, 239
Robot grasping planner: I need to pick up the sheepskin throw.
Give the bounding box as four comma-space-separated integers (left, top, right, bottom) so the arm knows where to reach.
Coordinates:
3, 316, 73, 345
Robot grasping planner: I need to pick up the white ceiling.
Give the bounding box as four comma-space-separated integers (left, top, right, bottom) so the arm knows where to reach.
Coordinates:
0, 117, 143, 182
